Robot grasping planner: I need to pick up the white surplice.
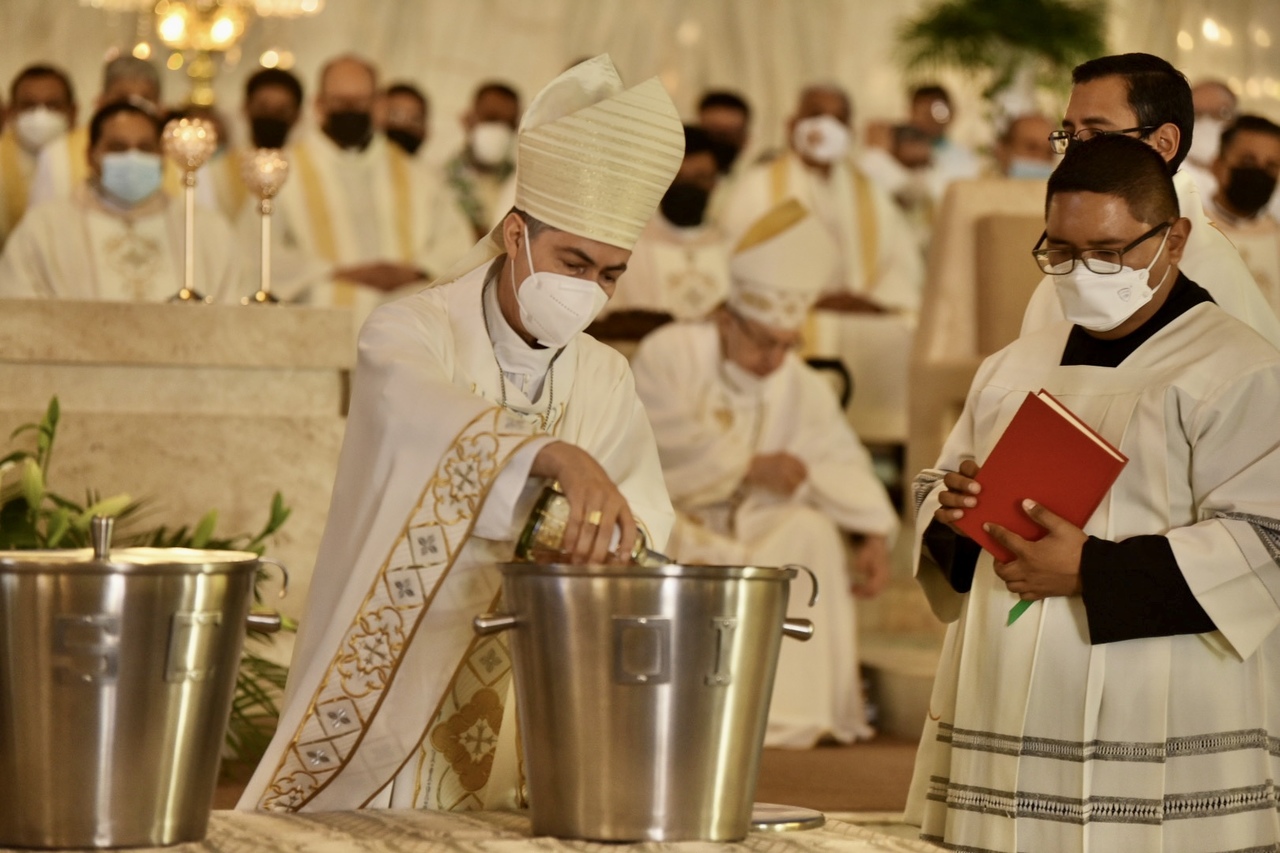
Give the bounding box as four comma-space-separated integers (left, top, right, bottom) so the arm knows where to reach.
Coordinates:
599, 215, 730, 321
1020, 170, 1280, 347
0, 185, 241, 302
246, 130, 473, 325
238, 259, 673, 813
632, 321, 898, 748
907, 304, 1280, 852
1208, 203, 1280, 321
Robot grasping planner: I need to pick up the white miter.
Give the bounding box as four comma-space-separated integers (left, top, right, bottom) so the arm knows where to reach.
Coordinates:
727, 198, 838, 331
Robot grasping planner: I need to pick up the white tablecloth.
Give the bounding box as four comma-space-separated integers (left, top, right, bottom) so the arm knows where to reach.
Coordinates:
2, 810, 941, 852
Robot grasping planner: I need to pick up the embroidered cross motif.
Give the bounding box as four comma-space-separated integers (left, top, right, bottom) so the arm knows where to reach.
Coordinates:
305, 748, 332, 767
393, 579, 417, 599
479, 647, 503, 673
325, 708, 352, 729
460, 718, 499, 763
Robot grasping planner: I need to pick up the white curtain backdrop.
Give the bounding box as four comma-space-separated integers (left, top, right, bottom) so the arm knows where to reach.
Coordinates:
1, 0, 1277, 166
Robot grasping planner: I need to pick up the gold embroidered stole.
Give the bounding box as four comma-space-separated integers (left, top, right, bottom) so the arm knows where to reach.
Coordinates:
256, 405, 541, 812
0, 132, 28, 232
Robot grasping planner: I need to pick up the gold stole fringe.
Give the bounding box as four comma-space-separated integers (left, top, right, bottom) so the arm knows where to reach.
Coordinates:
770, 154, 880, 358
255, 406, 540, 812
294, 142, 416, 307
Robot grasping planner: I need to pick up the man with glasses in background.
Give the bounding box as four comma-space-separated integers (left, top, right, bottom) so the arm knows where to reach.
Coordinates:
632, 199, 899, 750
1020, 52, 1280, 346
907, 133, 1280, 852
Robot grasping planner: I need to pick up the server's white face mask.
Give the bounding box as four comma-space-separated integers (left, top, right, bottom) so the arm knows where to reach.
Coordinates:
14, 107, 68, 153
470, 121, 514, 166
1055, 229, 1172, 332
792, 114, 850, 164
512, 224, 608, 348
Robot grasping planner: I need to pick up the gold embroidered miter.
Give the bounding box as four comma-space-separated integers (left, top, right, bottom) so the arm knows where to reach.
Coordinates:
515, 54, 685, 250
728, 198, 836, 330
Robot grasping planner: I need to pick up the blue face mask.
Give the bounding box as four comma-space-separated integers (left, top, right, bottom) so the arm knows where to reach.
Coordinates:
1008, 157, 1056, 180
100, 150, 163, 206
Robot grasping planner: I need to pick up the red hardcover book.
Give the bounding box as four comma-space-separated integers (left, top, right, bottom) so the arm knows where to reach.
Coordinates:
954, 389, 1128, 563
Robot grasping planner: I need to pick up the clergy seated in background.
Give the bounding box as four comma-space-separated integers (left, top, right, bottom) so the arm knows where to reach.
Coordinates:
0, 99, 240, 302
236, 54, 684, 814
632, 199, 898, 749
444, 81, 520, 241
991, 113, 1057, 180
1205, 115, 1280, 316
907, 135, 1280, 851
589, 125, 729, 341
1021, 52, 1280, 346
0, 63, 77, 247
249, 54, 472, 327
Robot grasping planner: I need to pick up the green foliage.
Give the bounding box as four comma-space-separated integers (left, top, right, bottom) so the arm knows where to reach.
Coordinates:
899, 0, 1107, 97
0, 396, 294, 769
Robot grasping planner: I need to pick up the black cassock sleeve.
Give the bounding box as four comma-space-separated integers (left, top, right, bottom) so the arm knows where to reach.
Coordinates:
921, 518, 983, 594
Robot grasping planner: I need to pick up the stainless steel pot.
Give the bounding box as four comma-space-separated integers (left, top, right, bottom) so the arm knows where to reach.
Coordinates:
0, 518, 285, 849
474, 562, 815, 842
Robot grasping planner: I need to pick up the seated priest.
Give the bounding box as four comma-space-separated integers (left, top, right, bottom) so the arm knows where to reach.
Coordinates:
237, 54, 684, 813
906, 135, 1280, 851
0, 98, 240, 302
631, 198, 899, 749
589, 125, 730, 340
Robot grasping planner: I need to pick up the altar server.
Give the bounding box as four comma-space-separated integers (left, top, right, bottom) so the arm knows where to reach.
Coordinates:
0, 99, 239, 302
908, 135, 1280, 851
238, 54, 683, 814
632, 198, 898, 748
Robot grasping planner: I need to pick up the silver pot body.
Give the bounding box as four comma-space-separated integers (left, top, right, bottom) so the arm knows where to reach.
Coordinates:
476, 562, 813, 843
0, 546, 259, 849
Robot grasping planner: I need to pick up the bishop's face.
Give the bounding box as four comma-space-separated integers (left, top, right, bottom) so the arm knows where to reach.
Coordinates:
717, 308, 800, 377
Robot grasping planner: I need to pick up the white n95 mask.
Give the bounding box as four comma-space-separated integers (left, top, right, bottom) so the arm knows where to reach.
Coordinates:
1054, 229, 1172, 332
14, 107, 69, 153
512, 224, 608, 348
470, 121, 514, 166
792, 115, 850, 165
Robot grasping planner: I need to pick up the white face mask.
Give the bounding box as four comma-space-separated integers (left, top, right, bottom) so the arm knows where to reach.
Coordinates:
1054, 229, 1172, 332
1188, 116, 1225, 167
512, 224, 608, 348
14, 107, 69, 153
470, 121, 514, 166
792, 114, 850, 165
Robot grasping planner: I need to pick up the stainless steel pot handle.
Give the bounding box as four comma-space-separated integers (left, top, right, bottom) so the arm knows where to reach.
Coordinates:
782, 618, 815, 642
474, 613, 519, 635
257, 556, 290, 598
783, 564, 819, 606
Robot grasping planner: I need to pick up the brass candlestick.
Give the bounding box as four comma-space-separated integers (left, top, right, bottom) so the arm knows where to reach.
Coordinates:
240, 148, 290, 305
161, 117, 218, 303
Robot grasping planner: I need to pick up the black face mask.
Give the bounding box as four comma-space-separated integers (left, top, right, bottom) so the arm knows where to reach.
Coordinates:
708, 138, 742, 174
324, 110, 373, 149
1223, 166, 1278, 217
249, 116, 290, 149
385, 128, 424, 155
659, 182, 711, 227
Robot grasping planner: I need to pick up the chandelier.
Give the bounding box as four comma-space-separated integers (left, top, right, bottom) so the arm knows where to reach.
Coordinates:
80, 0, 325, 104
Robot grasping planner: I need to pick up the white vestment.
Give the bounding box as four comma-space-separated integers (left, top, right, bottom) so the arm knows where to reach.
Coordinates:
0, 186, 240, 302
1020, 170, 1280, 347
1208, 203, 1280, 320
599, 216, 730, 321
908, 304, 1280, 851
245, 130, 473, 326
238, 260, 673, 813
632, 322, 898, 748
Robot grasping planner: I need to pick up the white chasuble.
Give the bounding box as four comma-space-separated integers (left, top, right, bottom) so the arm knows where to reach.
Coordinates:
239, 261, 673, 813
633, 322, 898, 748
1020, 170, 1280, 347
602, 217, 730, 321
0, 187, 240, 302
1214, 212, 1280, 321
907, 305, 1280, 852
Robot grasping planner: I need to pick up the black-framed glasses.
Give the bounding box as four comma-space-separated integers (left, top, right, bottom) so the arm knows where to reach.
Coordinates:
1031, 220, 1173, 275
1048, 125, 1158, 155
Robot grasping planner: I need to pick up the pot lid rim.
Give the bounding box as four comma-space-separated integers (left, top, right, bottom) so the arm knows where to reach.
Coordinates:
0, 546, 262, 570
495, 562, 798, 580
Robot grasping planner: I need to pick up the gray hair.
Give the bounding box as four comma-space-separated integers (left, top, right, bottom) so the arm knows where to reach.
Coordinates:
102, 56, 160, 96
797, 82, 852, 123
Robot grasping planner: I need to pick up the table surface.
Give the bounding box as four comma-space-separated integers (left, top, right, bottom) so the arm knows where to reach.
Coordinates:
1, 809, 942, 852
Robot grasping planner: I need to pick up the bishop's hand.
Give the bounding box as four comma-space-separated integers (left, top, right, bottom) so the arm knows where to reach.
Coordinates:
530, 441, 635, 565
745, 452, 807, 496
933, 458, 981, 535
986, 500, 1087, 600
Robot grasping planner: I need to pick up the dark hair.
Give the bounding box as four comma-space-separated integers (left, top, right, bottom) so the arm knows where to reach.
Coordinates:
1072, 53, 1194, 173
1047, 134, 1179, 225
245, 67, 303, 108
910, 84, 951, 104
89, 99, 162, 148
9, 63, 75, 108
698, 90, 751, 120
1220, 113, 1280, 153
385, 81, 428, 113
512, 207, 557, 240
683, 124, 715, 158
474, 81, 519, 107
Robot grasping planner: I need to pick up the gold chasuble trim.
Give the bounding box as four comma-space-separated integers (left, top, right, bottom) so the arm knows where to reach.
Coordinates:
293, 143, 354, 306
256, 406, 541, 812
387, 144, 414, 262
768, 155, 879, 287
0, 133, 28, 230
